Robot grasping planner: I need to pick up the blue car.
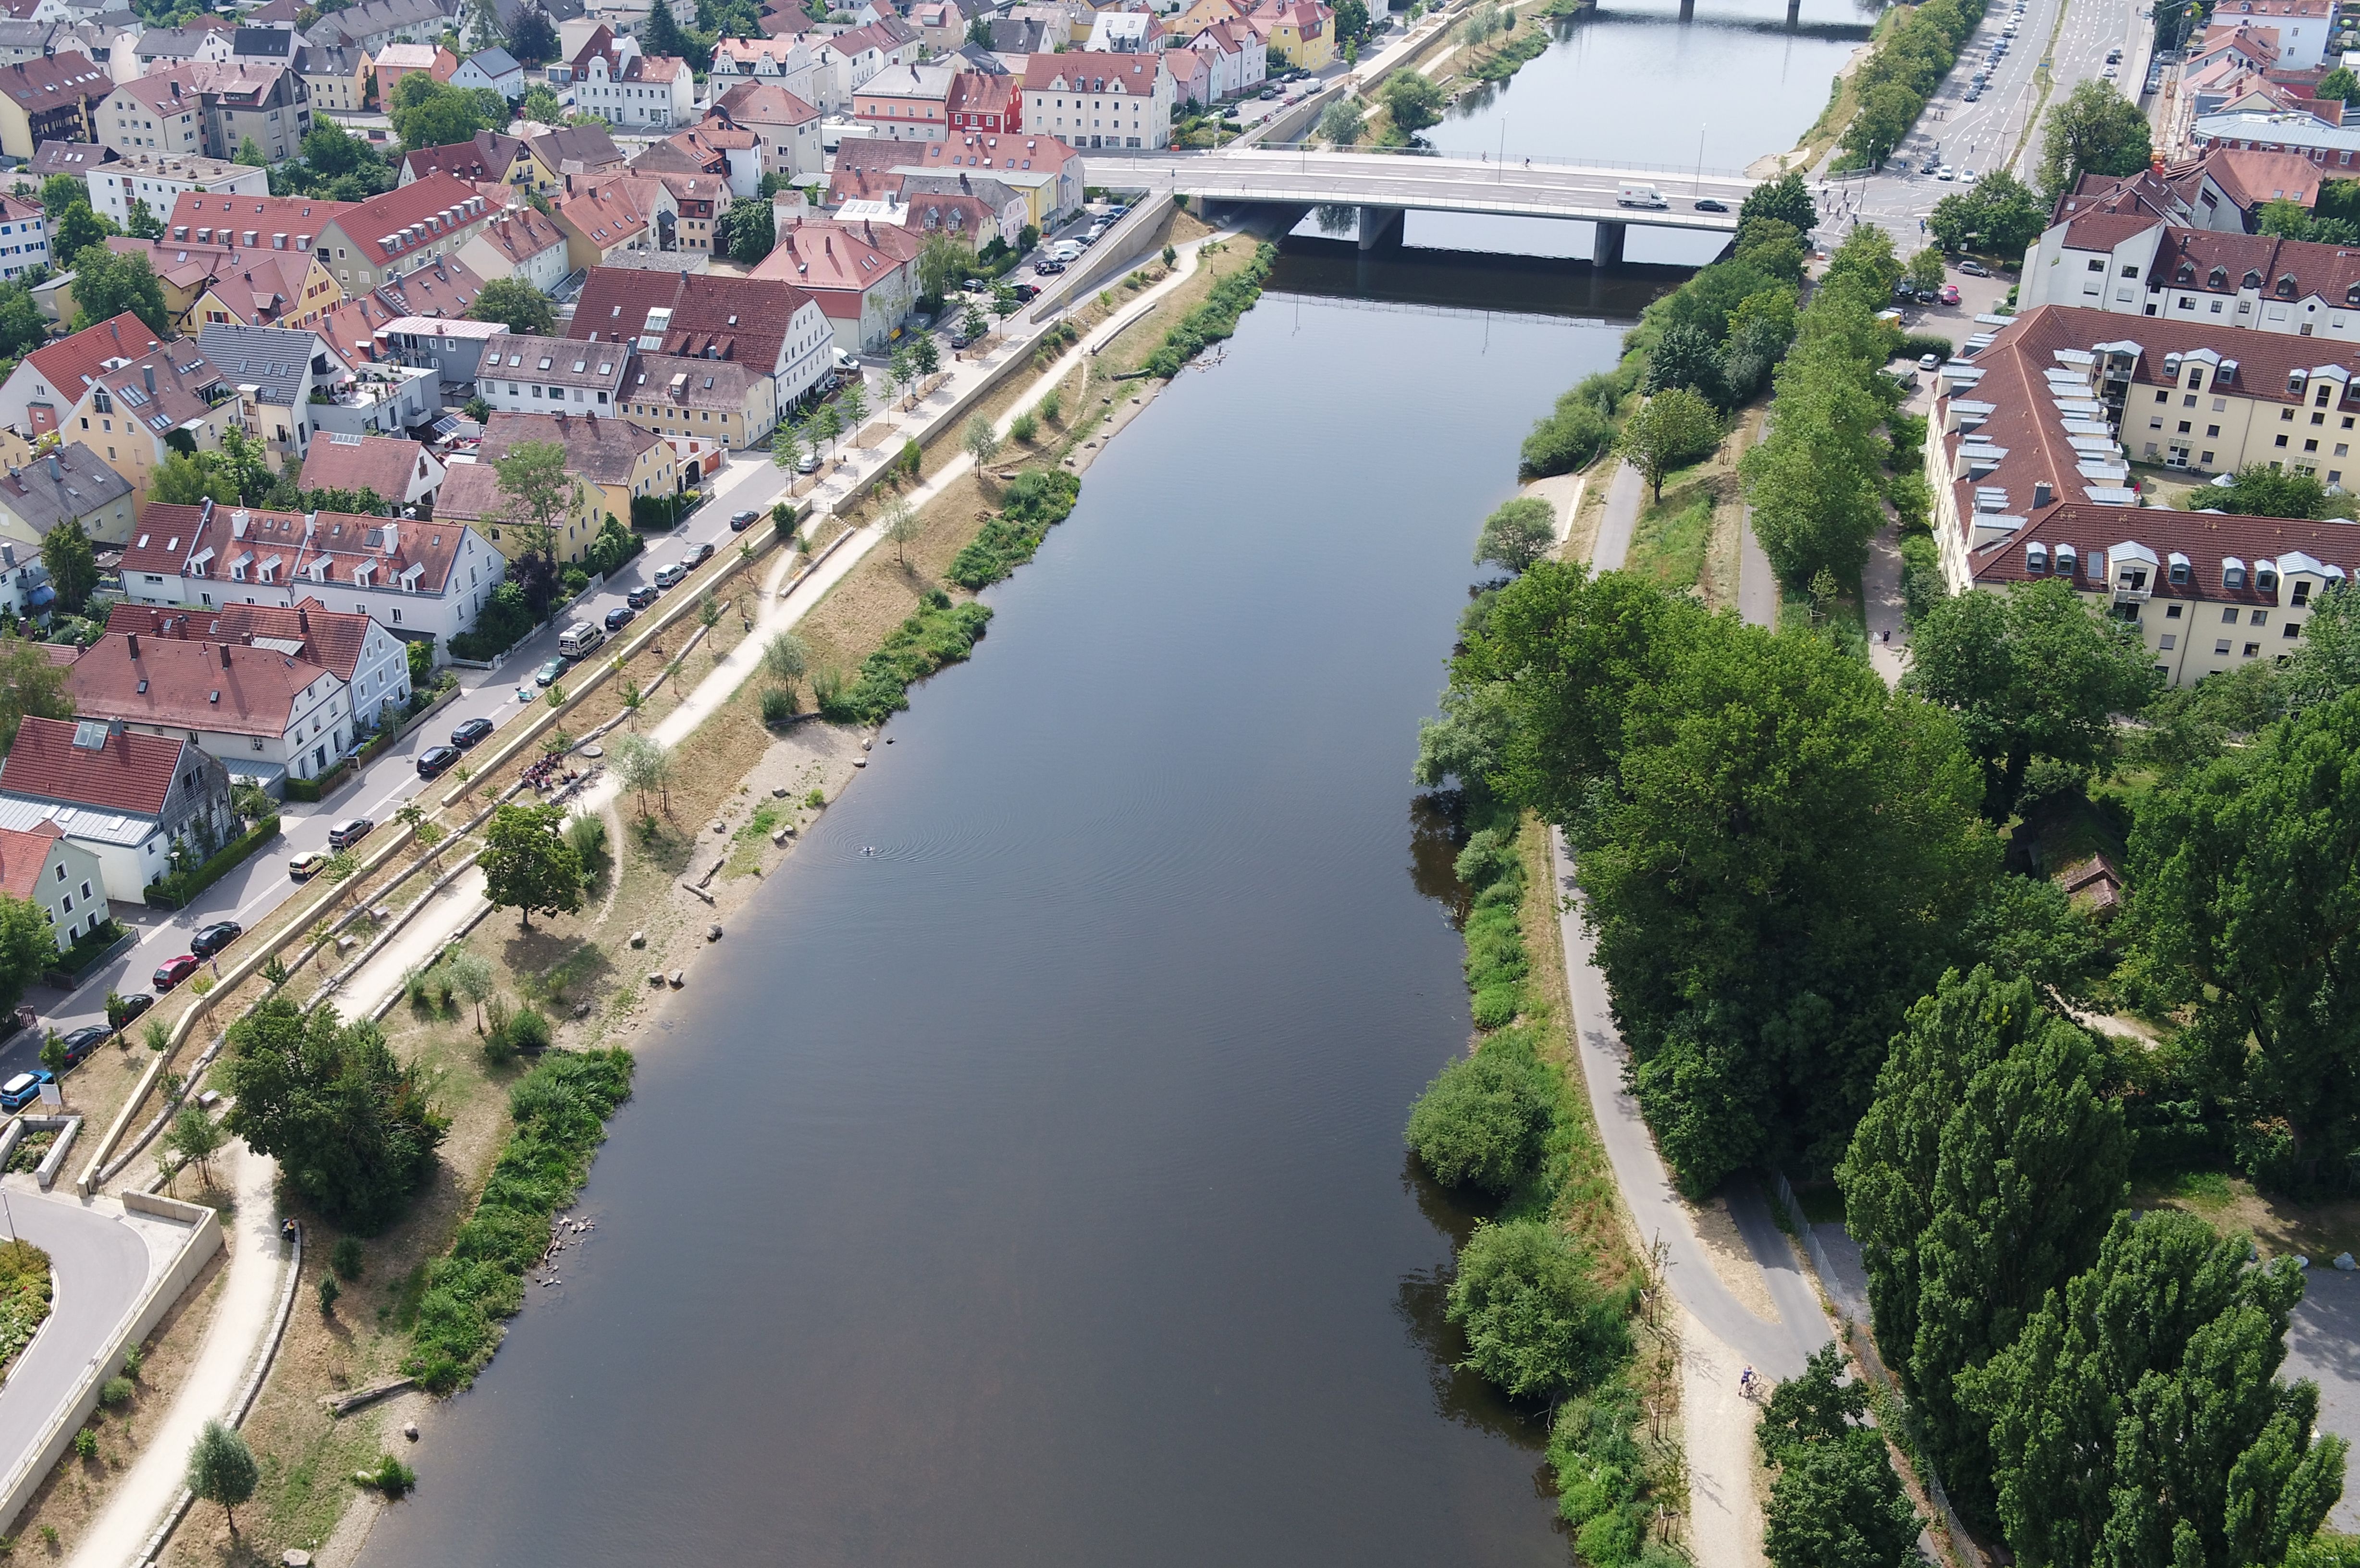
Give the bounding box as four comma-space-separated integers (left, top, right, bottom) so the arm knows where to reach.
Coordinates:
1, 1068, 55, 1112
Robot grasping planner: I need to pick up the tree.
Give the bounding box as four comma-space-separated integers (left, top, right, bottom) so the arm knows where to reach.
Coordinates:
468, 277, 555, 335
390, 76, 506, 152
611, 731, 672, 815
910, 332, 940, 381
68, 246, 168, 335
2214, 460, 2330, 519
219, 996, 446, 1229
2280, 582, 2360, 712
2319, 64, 2360, 104
37, 174, 80, 224
1619, 386, 1721, 500
1317, 95, 1361, 145
838, 379, 868, 442
123, 196, 163, 240
1962, 1210, 2347, 1568
186, 1421, 258, 1534
1404, 1046, 1550, 1193
2038, 80, 2152, 202
1838, 966, 2127, 1516
1334, 0, 1369, 38
1765, 1433, 1922, 1568
1741, 294, 1892, 585
50, 199, 117, 273
0, 896, 52, 1020
811, 400, 842, 457
215, 425, 276, 506
962, 413, 1001, 467
509, 3, 558, 61
444, 947, 495, 1032
479, 801, 584, 930
1644, 321, 1727, 406
1733, 216, 1807, 283
989, 280, 1019, 326
2125, 688, 2360, 1194
0, 635, 72, 753
959, 301, 987, 343
1379, 70, 1444, 134
148, 450, 237, 506
878, 494, 920, 565
165, 1105, 225, 1184
1474, 495, 1556, 574
761, 630, 809, 692
1741, 169, 1817, 233
492, 438, 575, 578
1844, 80, 1921, 167
38, 517, 97, 615
234, 135, 269, 167
521, 82, 563, 123
917, 233, 976, 299
717, 196, 774, 265
1759, 1344, 1869, 1463
0, 281, 40, 364
1904, 579, 2158, 821
1906, 245, 1947, 294
1444, 1219, 1627, 1400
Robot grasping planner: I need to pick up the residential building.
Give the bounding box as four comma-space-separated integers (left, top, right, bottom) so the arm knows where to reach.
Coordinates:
474, 330, 631, 416
987, 15, 1051, 53
0, 310, 160, 438
752, 217, 917, 351
99, 60, 313, 165
25, 136, 113, 185
130, 24, 234, 69
430, 457, 607, 561
2189, 106, 2360, 166
1187, 19, 1265, 99
207, 172, 496, 294
455, 204, 570, 292
105, 597, 412, 735
810, 15, 917, 110
2019, 217, 2360, 343
80, 149, 267, 229
1163, 45, 1210, 110
371, 40, 456, 98
0, 543, 50, 620
0, 821, 108, 950
0, 441, 134, 551
551, 174, 668, 269
570, 265, 831, 403
1172, 0, 1246, 32
522, 122, 627, 188
831, 131, 1082, 228
560, 25, 695, 128
0, 18, 75, 63
0, 320, 237, 504
707, 35, 820, 104
2209, 0, 2334, 70
296, 430, 442, 506
448, 44, 523, 97
294, 41, 369, 111
198, 320, 328, 463
647, 169, 726, 251
119, 499, 507, 652
371, 313, 503, 392
0, 53, 115, 159
706, 78, 822, 179
853, 61, 955, 141
897, 171, 1028, 243
1018, 51, 1171, 149
399, 128, 532, 188
229, 26, 299, 67
1247, 0, 1332, 68
460, 409, 678, 558
115, 234, 342, 334
307, 355, 439, 440
302, 0, 461, 55
946, 69, 1016, 133
909, 0, 964, 53
70, 627, 359, 789
616, 351, 775, 452
0, 192, 42, 280
1086, 9, 1162, 49
0, 715, 234, 903
631, 124, 759, 202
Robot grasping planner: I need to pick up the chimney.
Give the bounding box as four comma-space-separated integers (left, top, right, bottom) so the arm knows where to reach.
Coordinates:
143, 364, 156, 396
220, 642, 233, 670
296, 606, 308, 633
45, 453, 59, 482
127, 632, 139, 659
2033, 480, 2053, 508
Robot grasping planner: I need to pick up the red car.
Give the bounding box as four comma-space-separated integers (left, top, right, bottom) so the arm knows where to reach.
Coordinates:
1939, 283, 1961, 306
153, 954, 201, 991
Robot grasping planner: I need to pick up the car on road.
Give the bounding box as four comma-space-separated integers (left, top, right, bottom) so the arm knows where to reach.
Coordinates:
1965, 86, 1981, 99
1922, 159, 1941, 173
191, 920, 243, 957
2101, 63, 2116, 77
627, 584, 660, 610
1035, 258, 1067, 275
1940, 283, 1962, 305
1012, 283, 1039, 302
1937, 165, 1955, 180
729, 509, 760, 532
1960, 169, 1978, 184
2106, 45, 2121, 61
797, 449, 820, 474
57, 1025, 110, 1066
417, 744, 462, 779
653, 562, 689, 589
1693, 197, 1728, 212
1, 1069, 54, 1112
1957, 258, 1990, 276
153, 954, 201, 991
112, 992, 154, 1027
604, 607, 638, 636
1920, 352, 1943, 369
687, 541, 716, 566
328, 817, 374, 852
1257, 86, 1278, 98
834, 350, 860, 372
949, 327, 976, 350
535, 655, 568, 685
289, 849, 332, 880
452, 716, 495, 749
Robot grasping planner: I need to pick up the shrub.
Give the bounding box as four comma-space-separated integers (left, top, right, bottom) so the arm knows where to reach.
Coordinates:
1899, 533, 1943, 625
947, 467, 1081, 589
1010, 409, 1039, 444
357, 1454, 416, 1497
821, 590, 995, 724
505, 1005, 553, 1054
804, 788, 826, 808
1143, 243, 1275, 378
73, 1428, 97, 1459
1446, 1219, 1631, 1400
318, 1274, 341, 1313
1042, 391, 1063, 425
1470, 985, 1522, 1029
761, 686, 798, 725
1405, 1047, 1552, 1192
99, 1375, 134, 1408
330, 1235, 364, 1281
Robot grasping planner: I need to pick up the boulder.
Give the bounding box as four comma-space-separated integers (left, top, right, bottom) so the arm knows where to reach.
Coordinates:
403, 1422, 419, 1442
669, 969, 686, 988
707, 924, 723, 942
649, 971, 666, 988
2337, 1252, 2357, 1272
629, 931, 646, 948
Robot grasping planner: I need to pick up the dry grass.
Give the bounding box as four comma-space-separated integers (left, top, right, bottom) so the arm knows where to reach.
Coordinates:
2136, 1170, 2360, 1264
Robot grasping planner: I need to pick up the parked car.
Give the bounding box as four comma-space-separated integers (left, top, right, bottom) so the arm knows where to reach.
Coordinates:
191, 920, 243, 957
57, 1025, 110, 1067
535, 656, 568, 685
451, 716, 495, 749
1940, 282, 1962, 305
1957, 258, 1990, 276
328, 817, 374, 852
1035, 258, 1067, 275
417, 744, 462, 779
153, 954, 201, 991
729, 509, 760, 532
653, 563, 689, 590
112, 992, 155, 1027
1693, 196, 1728, 212
834, 350, 861, 372
1919, 352, 1942, 369
1012, 283, 1039, 302
604, 606, 638, 634
687, 541, 716, 566
949, 328, 976, 350
288, 849, 332, 881
797, 450, 820, 475
1, 1069, 54, 1112
627, 584, 660, 610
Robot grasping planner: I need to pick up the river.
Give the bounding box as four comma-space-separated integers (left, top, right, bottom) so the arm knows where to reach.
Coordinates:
361, 248, 1664, 1566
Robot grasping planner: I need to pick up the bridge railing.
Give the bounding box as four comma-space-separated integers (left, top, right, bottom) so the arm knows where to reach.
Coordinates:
1234, 141, 1760, 180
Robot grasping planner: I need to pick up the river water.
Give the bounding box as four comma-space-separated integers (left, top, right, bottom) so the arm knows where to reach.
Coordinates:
363, 252, 1665, 1567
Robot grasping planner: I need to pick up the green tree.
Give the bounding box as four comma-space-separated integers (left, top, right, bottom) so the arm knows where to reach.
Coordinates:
468, 277, 555, 335
0, 280, 44, 361
215, 425, 276, 506
1906, 245, 1947, 294
1844, 80, 1922, 167
2214, 460, 2330, 519
1474, 495, 1556, 574
38, 173, 80, 223
1317, 95, 1362, 145
917, 233, 976, 299
1404, 1046, 1551, 1193
2258, 197, 2318, 240
1733, 215, 1808, 283
492, 437, 575, 579
123, 196, 163, 240
1619, 385, 1721, 499
878, 493, 919, 565
479, 801, 584, 929
962, 412, 1001, 467
49, 199, 117, 273
1838, 965, 2128, 1516
717, 196, 774, 265
1962, 1210, 2347, 1568
2038, 80, 2153, 202
148, 450, 236, 506
0, 634, 72, 752
761, 630, 809, 692
611, 731, 672, 815
1740, 271, 1893, 583
1445, 1218, 1628, 1399
509, 4, 558, 61
1644, 321, 1728, 406
1741, 169, 1818, 233
391, 76, 507, 152
1379, 70, 1444, 134
67, 246, 169, 334
186, 1421, 258, 1534
234, 135, 269, 167
38, 517, 97, 614
219, 995, 447, 1230
1765, 1433, 1922, 1568
2280, 582, 2360, 712
1759, 1344, 1869, 1462
0, 895, 52, 1019
165, 1104, 225, 1184
910, 331, 940, 380
443, 946, 496, 1032
2125, 688, 2360, 1193
2318, 64, 2360, 104
1904, 579, 2158, 821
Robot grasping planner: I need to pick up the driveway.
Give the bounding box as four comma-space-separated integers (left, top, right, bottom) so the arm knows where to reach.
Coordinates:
2286, 1268, 2360, 1531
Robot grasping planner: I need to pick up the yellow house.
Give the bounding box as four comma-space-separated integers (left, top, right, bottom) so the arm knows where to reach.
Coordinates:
300, 45, 374, 113
49, 343, 239, 510
154, 246, 345, 336
1173, 0, 1246, 36
1252, 0, 1335, 68
444, 411, 677, 564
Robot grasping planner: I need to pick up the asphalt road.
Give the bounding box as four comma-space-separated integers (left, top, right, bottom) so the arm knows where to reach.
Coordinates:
0, 1187, 155, 1500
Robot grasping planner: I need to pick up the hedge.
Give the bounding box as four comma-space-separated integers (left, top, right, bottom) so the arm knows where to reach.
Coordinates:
1143, 242, 1276, 378
821, 589, 993, 725
947, 468, 1082, 590
145, 815, 280, 908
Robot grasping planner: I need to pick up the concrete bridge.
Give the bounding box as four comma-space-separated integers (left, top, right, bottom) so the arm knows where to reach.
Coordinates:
1076, 147, 1751, 261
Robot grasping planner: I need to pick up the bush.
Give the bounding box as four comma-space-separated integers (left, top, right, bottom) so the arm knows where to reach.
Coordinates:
357, 1454, 416, 1497
1521, 389, 1620, 478
1406, 1047, 1552, 1192
449, 582, 533, 662
1010, 409, 1039, 444
1446, 1219, 1631, 1400
1899, 533, 1943, 625
99, 1375, 134, 1408
821, 589, 995, 724
582, 515, 641, 579
761, 686, 798, 726
319, 1274, 342, 1313
1895, 333, 1953, 366
73, 1427, 96, 1459
560, 565, 589, 597
1143, 243, 1275, 378
947, 467, 1082, 590
330, 1235, 365, 1281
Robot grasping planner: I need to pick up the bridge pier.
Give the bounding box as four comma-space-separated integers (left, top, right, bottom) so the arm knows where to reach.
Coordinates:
1357, 203, 1406, 251
1786, 0, 1799, 22
1592, 219, 1627, 269
1679, 0, 1695, 18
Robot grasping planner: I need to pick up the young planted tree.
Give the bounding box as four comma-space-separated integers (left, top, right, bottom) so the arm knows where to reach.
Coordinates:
878, 495, 922, 566
1473, 495, 1557, 575
888, 345, 915, 413
761, 631, 810, 695
479, 801, 585, 931
186, 1421, 258, 1534
838, 380, 869, 445
1618, 385, 1721, 501
443, 947, 496, 1033
812, 402, 843, 459
165, 1105, 226, 1186
963, 413, 1002, 468
911, 331, 941, 382
611, 732, 673, 816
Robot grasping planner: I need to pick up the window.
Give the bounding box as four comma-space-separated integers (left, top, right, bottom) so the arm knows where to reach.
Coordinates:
2167, 604, 2183, 618
2287, 621, 2304, 638
2216, 638, 2233, 654
2160, 633, 2177, 649
2224, 608, 2241, 623
2278, 434, 2291, 446
2245, 642, 2262, 657
2208, 424, 2222, 437
2155, 389, 2168, 402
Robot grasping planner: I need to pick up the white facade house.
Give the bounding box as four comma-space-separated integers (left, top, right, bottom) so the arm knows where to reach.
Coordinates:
2020, 214, 2360, 344
0, 822, 109, 950
0, 716, 237, 904
449, 44, 524, 98
456, 206, 571, 294
0, 194, 44, 281
80, 151, 270, 229
69, 629, 357, 788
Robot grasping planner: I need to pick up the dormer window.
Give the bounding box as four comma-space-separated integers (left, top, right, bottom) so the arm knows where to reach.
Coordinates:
2244, 269, 2264, 290
2168, 551, 2191, 585
2289, 369, 2309, 394
2177, 261, 2195, 283
2225, 557, 2248, 588
2056, 543, 2079, 577
2212, 266, 2230, 288
2257, 560, 2279, 592
2294, 577, 2314, 605
2277, 274, 2299, 299
2189, 368, 2206, 392
2027, 542, 2049, 574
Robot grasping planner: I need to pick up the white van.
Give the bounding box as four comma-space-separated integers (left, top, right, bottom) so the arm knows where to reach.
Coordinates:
557, 622, 604, 659
1616, 183, 1669, 208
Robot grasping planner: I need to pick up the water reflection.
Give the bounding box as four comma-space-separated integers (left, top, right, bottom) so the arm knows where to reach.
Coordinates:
1394, 1156, 1546, 1446
1407, 790, 1470, 922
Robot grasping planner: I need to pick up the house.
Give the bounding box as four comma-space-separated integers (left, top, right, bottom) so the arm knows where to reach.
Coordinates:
1171, 0, 1246, 35
371, 40, 457, 98
302, 0, 461, 55
0, 323, 238, 506
0, 192, 43, 281
0, 53, 115, 159
756, 0, 820, 40
0, 543, 50, 619
705, 79, 822, 180
1085, 9, 1162, 50
70, 626, 359, 790
294, 41, 369, 112
831, 131, 1082, 228
852, 61, 955, 141
118, 499, 507, 655
0, 18, 73, 63
616, 352, 776, 453
810, 15, 918, 110
105, 598, 412, 737
570, 265, 832, 403
522, 122, 627, 189
297, 430, 442, 507
0, 310, 157, 436
946, 68, 1016, 132
632, 126, 761, 204
207, 172, 497, 294
1246, 0, 1332, 68
2189, 105, 2360, 166
473, 330, 630, 417
0, 441, 133, 550
558, 25, 694, 129
455, 410, 676, 559
130, 24, 234, 69
550, 175, 667, 269
646, 170, 727, 252
198, 320, 330, 464
2057, 147, 2331, 233
455, 204, 570, 292
25, 136, 113, 184
752, 217, 917, 352
398, 129, 528, 187
1162, 45, 1210, 110
228, 25, 298, 67
2208, 0, 2335, 70
79, 149, 267, 229
707, 35, 820, 105
987, 15, 1051, 53
909, 0, 964, 52
0, 715, 234, 903
2019, 218, 2360, 345
449, 44, 524, 98
1018, 51, 1171, 149
372, 313, 503, 392
113, 234, 342, 335
2054, 853, 2125, 920
0, 821, 108, 950
1187, 18, 1265, 99
306, 354, 440, 441
98, 61, 313, 165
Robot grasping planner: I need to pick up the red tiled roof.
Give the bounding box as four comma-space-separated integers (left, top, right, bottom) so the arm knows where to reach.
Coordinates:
568, 269, 817, 371
21, 313, 162, 406
1020, 50, 1161, 93
334, 172, 494, 270
0, 715, 186, 818
103, 598, 378, 685
0, 820, 64, 899
1966, 499, 2360, 601
70, 631, 333, 739
298, 434, 432, 500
